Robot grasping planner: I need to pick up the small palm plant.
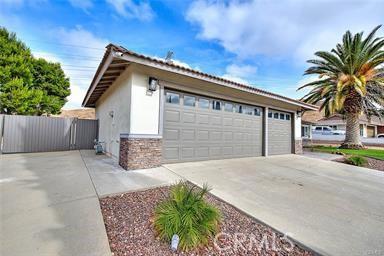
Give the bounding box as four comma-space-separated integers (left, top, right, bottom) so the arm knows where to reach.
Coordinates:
298, 25, 384, 149
345, 155, 367, 167
154, 181, 221, 251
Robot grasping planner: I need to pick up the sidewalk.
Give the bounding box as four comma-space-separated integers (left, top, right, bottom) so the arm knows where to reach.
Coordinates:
80, 150, 181, 197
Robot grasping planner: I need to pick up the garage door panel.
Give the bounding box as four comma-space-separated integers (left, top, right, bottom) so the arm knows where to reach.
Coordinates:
182, 130, 195, 141
223, 131, 233, 141
268, 111, 292, 155
164, 147, 179, 160
223, 146, 233, 155
182, 112, 196, 123
197, 130, 209, 140
165, 110, 180, 122
164, 128, 179, 141
223, 117, 233, 126
196, 147, 209, 157
210, 131, 222, 141
163, 90, 264, 163
211, 116, 222, 125
182, 147, 194, 158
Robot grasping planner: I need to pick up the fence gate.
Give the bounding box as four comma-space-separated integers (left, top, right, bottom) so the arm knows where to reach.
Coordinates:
0, 115, 98, 154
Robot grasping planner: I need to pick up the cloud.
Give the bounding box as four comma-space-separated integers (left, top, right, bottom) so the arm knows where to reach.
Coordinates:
187, 0, 384, 62
106, 0, 154, 21
221, 74, 249, 85
33, 51, 62, 63
220, 64, 257, 85
225, 64, 257, 78
31, 27, 109, 109
68, 0, 93, 11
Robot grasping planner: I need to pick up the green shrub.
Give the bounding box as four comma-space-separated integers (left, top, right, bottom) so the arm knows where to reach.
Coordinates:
345, 155, 367, 166
154, 181, 221, 251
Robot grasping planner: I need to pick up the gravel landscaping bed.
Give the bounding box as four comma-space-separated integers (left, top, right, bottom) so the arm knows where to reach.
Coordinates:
100, 186, 313, 256
334, 157, 384, 172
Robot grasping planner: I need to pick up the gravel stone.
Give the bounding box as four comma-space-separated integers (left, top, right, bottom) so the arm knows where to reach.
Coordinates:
100, 186, 313, 256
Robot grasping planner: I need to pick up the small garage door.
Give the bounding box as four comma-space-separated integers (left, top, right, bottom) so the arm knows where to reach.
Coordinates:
268, 110, 292, 155
163, 90, 263, 163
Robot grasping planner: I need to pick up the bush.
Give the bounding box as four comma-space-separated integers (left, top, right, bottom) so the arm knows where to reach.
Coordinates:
345, 155, 367, 166
154, 181, 221, 251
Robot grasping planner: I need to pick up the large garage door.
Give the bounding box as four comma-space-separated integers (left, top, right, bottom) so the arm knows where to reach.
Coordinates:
267, 110, 292, 155
163, 90, 263, 163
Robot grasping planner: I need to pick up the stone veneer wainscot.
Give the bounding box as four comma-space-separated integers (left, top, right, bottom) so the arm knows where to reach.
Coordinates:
295, 139, 303, 154
119, 136, 162, 170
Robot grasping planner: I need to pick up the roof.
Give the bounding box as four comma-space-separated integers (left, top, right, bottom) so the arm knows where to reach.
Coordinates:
301, 109, 324, 124
82, 44, 317, 111
315, 113, 384, 126
55, 108, 95, 119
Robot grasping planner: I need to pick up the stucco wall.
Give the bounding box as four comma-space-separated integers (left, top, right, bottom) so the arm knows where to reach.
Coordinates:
295, 114, 302, 139
95, 68, 132, 159
129, 72, 160, 135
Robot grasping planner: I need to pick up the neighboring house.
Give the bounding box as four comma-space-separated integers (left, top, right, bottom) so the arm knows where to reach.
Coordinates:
301, 110, 323, 140
302, 109, 384, 138
55, 108, 96, 119
82, 44, 317, 170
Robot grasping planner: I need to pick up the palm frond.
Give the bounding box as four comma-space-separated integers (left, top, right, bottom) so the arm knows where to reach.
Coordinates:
299, 25, 384, 116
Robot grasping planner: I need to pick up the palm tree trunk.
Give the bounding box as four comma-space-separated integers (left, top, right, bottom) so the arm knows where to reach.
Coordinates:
340, 112, 364, 149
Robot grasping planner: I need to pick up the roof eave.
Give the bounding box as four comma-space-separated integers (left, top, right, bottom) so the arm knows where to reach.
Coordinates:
82, 44, 318, 111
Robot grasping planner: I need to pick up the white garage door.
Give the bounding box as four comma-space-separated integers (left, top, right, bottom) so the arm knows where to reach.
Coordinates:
268, 110, 292, 155
163, 90, 263, 163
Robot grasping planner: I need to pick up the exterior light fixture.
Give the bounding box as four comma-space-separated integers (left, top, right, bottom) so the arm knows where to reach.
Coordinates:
148, 77, 159, 92
296, 110, 302, 117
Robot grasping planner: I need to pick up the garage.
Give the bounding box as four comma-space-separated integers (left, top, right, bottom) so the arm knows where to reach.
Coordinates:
268, 109, 292, 155
163, 90, 264, 163
82, 44, 318, 170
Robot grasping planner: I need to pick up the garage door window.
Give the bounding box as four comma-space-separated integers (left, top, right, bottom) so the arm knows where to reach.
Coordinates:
244, 106, 253, 115
286, 114, 290, 120
224, 103, 233, 112
184, 95, 196, 107
274, 112, 279, 119
199, 98, 209, 109
254, 108, 261, 116
212, 100, 221, 110
268, 111, 273, 118
166, 92, 180, 104
235, 105, 243, 113
279, 113, 285, 120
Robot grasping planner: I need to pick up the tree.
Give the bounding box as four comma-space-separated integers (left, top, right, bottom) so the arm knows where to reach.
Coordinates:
298, 25, 384, 149
0, 27, 70, 115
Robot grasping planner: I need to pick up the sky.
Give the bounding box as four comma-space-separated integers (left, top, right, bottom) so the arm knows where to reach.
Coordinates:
1, 0, 383, 109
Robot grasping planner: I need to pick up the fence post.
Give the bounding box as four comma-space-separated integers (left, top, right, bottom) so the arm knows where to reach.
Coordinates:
0, 114, 4, 154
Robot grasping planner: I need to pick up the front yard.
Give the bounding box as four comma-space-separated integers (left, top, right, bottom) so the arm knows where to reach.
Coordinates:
309, 145, 384, 160
100, 186, 313, 256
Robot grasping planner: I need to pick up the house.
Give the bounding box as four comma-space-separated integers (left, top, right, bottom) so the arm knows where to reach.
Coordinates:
302, 109, 384, 138
55, 108, 96, 119
82, 44, 317, 170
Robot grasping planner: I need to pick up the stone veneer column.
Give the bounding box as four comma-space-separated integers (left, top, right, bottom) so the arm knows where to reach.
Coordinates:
294, 139, 303, 154
119, 135, 162, 170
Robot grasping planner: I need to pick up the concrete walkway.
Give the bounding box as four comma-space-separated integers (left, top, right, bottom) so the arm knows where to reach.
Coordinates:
165, 155, 384, 256
80, 150, 181, 197
302, 150, 343, 161
0, 151, 111, 256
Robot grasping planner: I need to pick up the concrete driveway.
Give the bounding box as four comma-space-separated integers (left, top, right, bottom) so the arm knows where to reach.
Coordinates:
164, 155, 384, 256
0, 151, 111, 256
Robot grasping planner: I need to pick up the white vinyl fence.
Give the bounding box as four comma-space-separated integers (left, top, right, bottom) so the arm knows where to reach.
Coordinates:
0, 114, 98, 153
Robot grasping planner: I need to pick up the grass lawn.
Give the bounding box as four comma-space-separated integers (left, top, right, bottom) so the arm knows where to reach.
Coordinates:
310, 146, 384, 160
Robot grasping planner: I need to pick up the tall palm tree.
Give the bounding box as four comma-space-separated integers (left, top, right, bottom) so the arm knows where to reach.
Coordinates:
298, 25, 384, 149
